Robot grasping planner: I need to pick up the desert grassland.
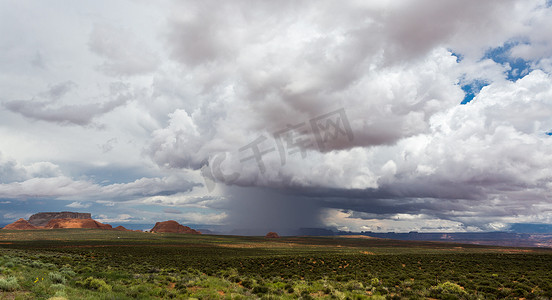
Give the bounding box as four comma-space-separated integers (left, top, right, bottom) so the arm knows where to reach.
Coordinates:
1, 229, 551, 299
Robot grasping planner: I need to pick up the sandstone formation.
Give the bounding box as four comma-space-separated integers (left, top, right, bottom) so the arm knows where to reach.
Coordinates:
3, 218, 38, 230
265, 232, 280, 238
113, 225, 133, 231
29, 212, 91, 227
150, 220, 201, 234
113, 226, 142, 232
44, 218, 112, 229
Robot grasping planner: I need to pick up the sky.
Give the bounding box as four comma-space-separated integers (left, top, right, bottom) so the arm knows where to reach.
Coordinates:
1, 0, 552, 233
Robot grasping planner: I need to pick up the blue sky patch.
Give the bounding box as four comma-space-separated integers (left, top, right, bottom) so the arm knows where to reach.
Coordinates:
460, 79, 489, 104
546, 131, 552, 136
449, 50, 464, 63
484, 43, 532, 81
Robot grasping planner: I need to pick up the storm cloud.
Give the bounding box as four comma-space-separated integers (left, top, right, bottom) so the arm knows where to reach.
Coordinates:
1, 0, 552, 231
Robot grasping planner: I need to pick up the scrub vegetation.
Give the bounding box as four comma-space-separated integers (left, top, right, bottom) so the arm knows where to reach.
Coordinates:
1, 229, 551, 299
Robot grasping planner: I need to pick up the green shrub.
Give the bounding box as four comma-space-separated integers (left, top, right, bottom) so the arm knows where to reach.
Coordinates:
241, 278, 255, 289
300, 290, 314, 299
43, 263, 56, 269
126, 285, 148, 297
30, 260, 44, 268
49, 272, 67, 284
78, 266, 93, 274
345, 280, 364, 291
61, 270, 76, 278
371, 278, 380, 285
60, 266, 76, 278
76, 277, 112, 292
253, 285, 269, 294
429, 281, 468, 299
0, 276, 19, 291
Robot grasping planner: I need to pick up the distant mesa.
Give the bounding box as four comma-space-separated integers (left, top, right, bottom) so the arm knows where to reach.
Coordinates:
2, 211, 110, 231
112, 225, 141, 232
3, 213, 201, 234
150, 220, 201, 234
3, 218, 38, 230
265, 232, 280, 238
113, 225, 130, 231
44, 218, 112, 229
29, 212, 91, 227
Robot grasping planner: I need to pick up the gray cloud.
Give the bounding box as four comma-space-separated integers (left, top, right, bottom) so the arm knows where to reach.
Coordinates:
41, 81, 77, 100
149, 0, 538, 171
0, 152, 26, 183
31, 51, 46, 69
163, 208, 183, 214
3, 82, 135, 126
89, 24, 160, 76
99, 138, 118, 153
0, 163, 199, 201
0, 152, 62, 184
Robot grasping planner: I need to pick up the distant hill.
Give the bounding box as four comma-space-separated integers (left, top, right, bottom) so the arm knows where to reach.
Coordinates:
150, 220, 201, 234
265, 232, 280, 238
3, 218, 37, 230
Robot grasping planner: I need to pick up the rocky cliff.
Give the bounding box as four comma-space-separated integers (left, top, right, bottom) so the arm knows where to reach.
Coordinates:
150, 220, 201, 234
29, 212, 91, 227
